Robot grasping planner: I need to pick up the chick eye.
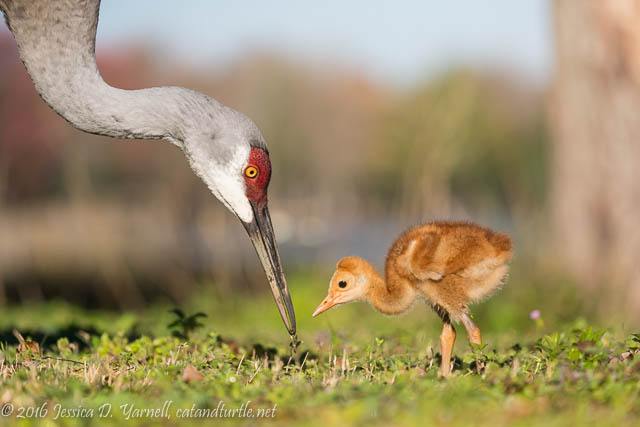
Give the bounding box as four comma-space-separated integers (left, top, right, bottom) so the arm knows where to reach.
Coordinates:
338, 280, 347, 288
244, 165, 259, 179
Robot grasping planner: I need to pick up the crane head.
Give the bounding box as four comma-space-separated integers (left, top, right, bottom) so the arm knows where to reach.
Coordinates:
239, 145, 297, 336
182, 114, 296, 336
313, 256, 370, 317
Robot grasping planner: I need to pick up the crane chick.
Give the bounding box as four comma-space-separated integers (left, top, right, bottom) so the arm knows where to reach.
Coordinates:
313, 221, 513, 376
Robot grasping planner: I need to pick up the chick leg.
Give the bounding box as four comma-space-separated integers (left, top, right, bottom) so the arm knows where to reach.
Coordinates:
439, 315, 456, 376
461, 313, 482, 346
461, 313, 484, 374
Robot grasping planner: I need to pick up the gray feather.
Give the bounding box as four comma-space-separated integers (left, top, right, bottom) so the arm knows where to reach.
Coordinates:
0, 0, 266, 151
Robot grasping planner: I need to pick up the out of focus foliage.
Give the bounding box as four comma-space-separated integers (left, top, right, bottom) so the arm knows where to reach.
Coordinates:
366, 71, 547, 223
0, 33, 548, 307
0, 37, 547, 215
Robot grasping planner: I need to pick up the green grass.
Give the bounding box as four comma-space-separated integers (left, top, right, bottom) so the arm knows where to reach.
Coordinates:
0, 268, 639, 426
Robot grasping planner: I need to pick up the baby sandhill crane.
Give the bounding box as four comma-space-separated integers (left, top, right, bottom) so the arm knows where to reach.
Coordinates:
313, 221, 513, 376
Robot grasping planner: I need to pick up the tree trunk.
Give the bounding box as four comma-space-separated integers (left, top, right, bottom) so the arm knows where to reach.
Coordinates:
552, 0, 640, 317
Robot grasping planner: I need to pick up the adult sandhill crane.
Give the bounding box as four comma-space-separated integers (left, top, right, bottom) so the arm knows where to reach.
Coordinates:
0, 0, 296, 335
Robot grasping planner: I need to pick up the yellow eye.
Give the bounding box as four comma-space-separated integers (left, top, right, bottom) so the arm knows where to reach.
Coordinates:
245, 166, 259, 179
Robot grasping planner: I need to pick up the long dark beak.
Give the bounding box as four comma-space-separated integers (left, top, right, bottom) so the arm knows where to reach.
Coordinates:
242, 203, 296, 335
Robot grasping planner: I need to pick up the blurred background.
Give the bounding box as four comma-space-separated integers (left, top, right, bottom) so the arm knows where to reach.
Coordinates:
0, 0, 639, 335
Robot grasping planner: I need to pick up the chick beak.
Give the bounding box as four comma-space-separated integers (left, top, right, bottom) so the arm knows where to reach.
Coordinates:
312, 294, 340, 317
242, 202, 296, 336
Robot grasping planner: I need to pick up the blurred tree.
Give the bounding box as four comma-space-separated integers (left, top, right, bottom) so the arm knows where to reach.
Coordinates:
0, 37, 549, 307
0, 33, 68, 204
552, 0, 640, 317
370, 71, 547, 229
209, 55, 389, 217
